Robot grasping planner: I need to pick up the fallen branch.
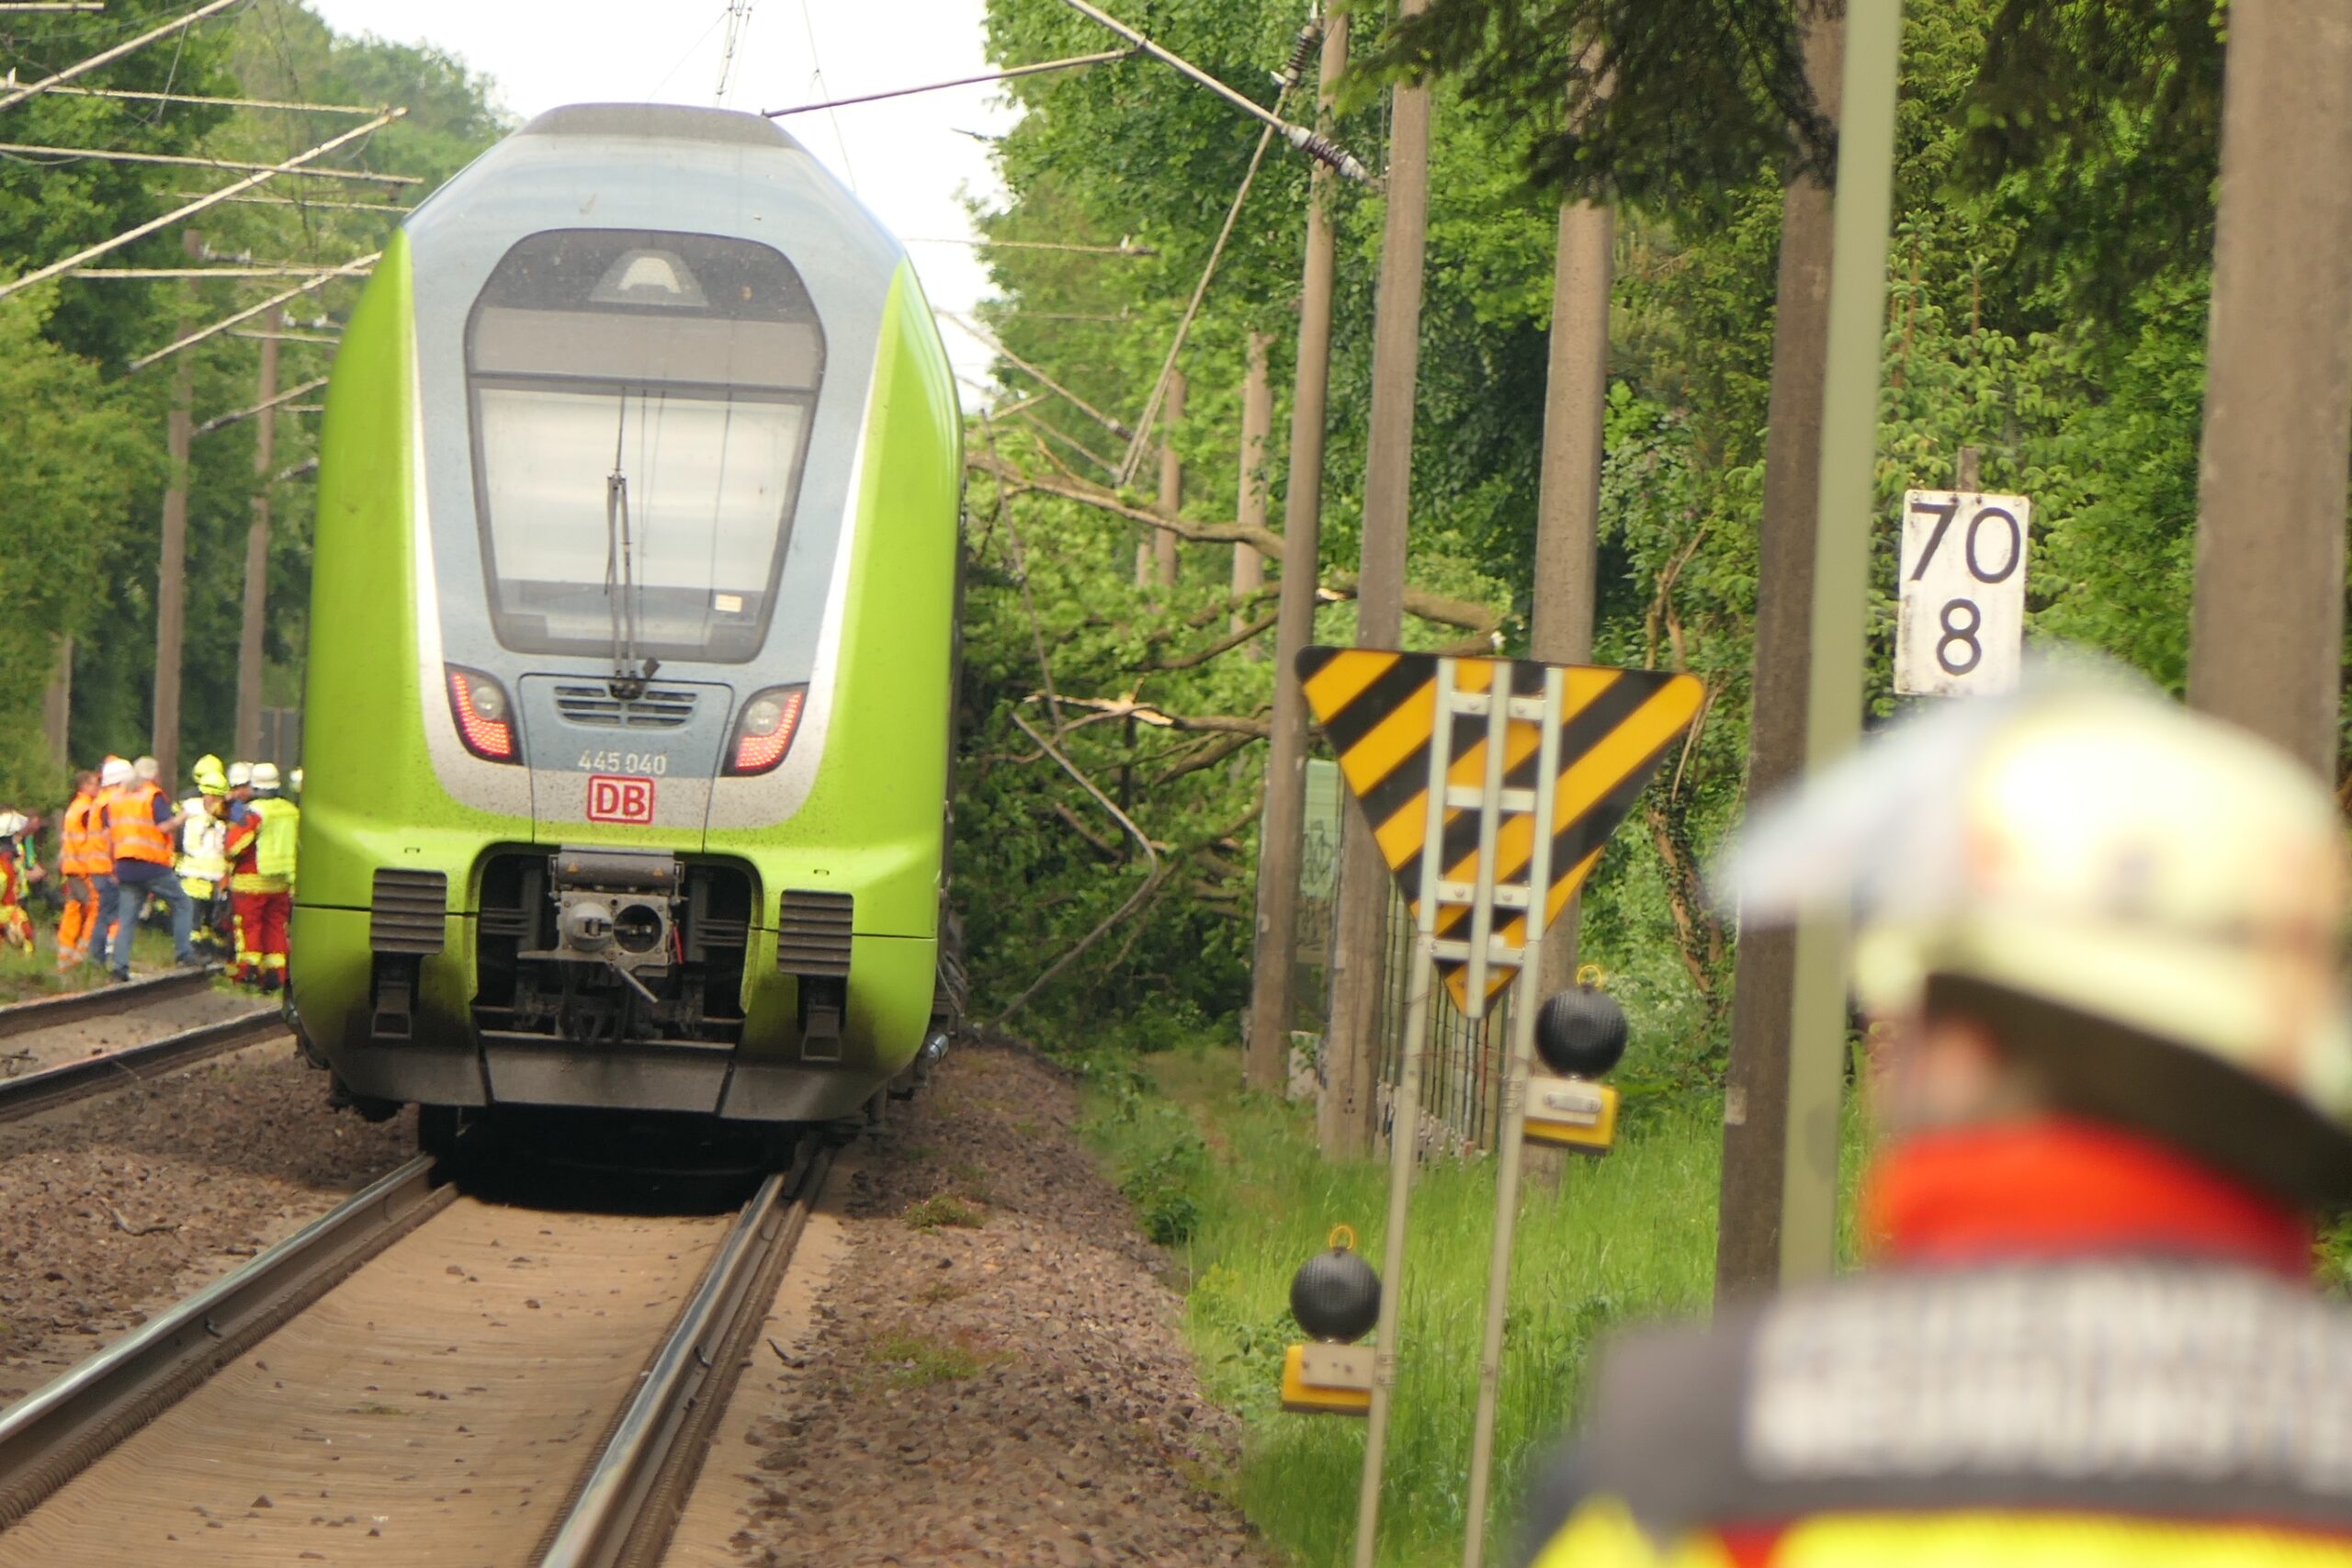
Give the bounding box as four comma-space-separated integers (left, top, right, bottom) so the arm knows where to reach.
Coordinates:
994, 707, 1168, 1024
969, 453, 1504, 636
1148, 610, 1279, 672
1041, 693, 1271, 738
105, 1201, 180, 1237
1152, 730, 1257, 787
1053, 799, 1123, 860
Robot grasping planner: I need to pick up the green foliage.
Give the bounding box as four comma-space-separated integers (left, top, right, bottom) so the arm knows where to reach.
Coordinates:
0, 288, 150, 804
1087, 1046, 1724, 1565
866, 1327, 991, 1388
902, 1193, 989, 1232
0, 3, 505, 799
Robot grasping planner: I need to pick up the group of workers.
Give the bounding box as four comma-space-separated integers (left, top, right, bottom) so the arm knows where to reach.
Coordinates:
3, 752, 300, 991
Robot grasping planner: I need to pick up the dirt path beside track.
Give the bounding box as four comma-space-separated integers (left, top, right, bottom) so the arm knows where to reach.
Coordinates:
668, 1043, 1261, 1567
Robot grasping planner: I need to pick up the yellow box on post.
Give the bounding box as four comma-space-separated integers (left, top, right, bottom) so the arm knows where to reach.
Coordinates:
1280, 1341, 1374, 1416
1524, 1075, 1619, 1153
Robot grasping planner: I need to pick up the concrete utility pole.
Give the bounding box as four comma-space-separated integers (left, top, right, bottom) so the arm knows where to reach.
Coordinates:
1154, 367, 1185, 588
1528, 188, 1615, 991
1715, 6, 1846, 1300
1245, 14, 1349, 1095
1775, 0, 1905, 1285
2188, 0, 2352, 779
1232, 333, 1273, 638
1322, 0, 1434, 1157
236, 304, 281, 762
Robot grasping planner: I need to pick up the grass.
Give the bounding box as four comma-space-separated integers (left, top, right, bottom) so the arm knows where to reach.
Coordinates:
901, 1193, 988, 1232
1083, 1043, 1871, 1568
0, 918, 177, 1003
866, 1327, 991, 1388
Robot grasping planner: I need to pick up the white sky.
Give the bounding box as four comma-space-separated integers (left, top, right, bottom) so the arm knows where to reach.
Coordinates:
303, 0, 1014, 393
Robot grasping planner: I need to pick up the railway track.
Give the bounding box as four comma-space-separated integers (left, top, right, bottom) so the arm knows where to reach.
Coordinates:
0, 971, 283, 1125
0, 1142, 836, 1566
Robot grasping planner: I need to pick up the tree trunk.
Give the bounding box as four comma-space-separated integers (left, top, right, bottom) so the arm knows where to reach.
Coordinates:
1232, 333, 1272, 643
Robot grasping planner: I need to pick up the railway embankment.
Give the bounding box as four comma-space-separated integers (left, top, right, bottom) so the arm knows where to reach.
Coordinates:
678, 1041, 1262, 1566
0, 1039, 413, 1395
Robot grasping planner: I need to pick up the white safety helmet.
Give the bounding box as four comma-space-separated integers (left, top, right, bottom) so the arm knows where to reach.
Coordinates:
227, 761, 253, 789
1719, 669, 2352, 1201
132, 756, 160, 783
0, 812, 25, 839
99, 757, 131, 789
250, 762, 282, 795
289, 767, 303, 795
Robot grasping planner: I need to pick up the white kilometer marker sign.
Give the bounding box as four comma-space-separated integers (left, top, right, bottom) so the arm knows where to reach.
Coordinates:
1896, 489, 2030, 697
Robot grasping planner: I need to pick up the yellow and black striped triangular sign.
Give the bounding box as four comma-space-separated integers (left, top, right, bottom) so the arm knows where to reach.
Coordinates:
1296, 647, 1704, 1010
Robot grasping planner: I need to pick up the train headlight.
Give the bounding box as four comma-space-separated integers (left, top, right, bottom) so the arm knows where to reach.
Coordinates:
446, 666, 520, 763
726, 684, 807, 776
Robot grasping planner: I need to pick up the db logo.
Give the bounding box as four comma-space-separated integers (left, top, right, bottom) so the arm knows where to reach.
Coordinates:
586, 774, 655, 825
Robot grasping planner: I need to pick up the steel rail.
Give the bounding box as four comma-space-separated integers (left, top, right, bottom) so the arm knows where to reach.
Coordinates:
0, 966, 215, 1039
0, 1007, 283, 1123
0, 1155, 448, 1528
537, 1146, 834, 1568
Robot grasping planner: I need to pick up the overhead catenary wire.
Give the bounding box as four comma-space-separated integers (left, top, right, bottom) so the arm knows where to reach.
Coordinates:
129, 250, 376, 369
1114, 15, 1322, 487
34, 82, 381, 114
0, 139, 414, 183
0, 107, 404, 302
0, 0, 240, 112
941, 310, 1134, 439
713, 0, 754, 105
763, 47, 1136, 118
1053, 0, 1373, 183
194, 375, 326, 435
906, 234, 1155, 257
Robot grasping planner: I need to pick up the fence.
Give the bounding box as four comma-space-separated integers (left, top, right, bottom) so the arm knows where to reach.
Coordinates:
1371, 885, 1511, 1155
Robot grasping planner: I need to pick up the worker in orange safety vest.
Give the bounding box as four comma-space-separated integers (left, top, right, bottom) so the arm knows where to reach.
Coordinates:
53, 769, 107, 970
99, 756, 194, 981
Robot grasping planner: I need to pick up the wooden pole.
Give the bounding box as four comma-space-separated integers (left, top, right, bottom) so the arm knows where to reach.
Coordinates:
1528, 192, 1615, 994
1322, 0, 1433, 1157
1154, 367, 1185, 587
41, 635, 72, 769
236, 304, 280, 762
1713, 7, 1845, 1300
150, 230, 200, 786
152, 355, 193, 786
1244, 15, 1349, 1095
2188, 0, 2352, 778
1232, 333, 1272, 639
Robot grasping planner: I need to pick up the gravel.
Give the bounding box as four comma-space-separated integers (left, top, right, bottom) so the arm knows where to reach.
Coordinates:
721, 1043, 1261, 1566
0, 987, 268, 1077
0, 1042, 413, 1397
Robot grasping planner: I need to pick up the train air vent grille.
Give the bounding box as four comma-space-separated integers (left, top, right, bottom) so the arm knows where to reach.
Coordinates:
369, 869, 447, 954
776, 890, 854, 978
551, 684, 700, 729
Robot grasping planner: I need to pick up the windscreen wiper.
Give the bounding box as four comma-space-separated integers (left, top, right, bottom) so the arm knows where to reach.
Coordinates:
604, 396, 660, 700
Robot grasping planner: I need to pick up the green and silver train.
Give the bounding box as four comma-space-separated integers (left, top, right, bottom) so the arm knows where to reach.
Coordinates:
290, 104, 963, 1137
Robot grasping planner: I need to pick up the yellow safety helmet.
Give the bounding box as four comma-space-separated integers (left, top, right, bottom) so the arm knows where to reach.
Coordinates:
192, 753, 228, 795
1719, 669, 2352, 1203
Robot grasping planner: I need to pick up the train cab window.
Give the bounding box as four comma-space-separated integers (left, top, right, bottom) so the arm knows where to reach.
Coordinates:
464, 229, 826, 663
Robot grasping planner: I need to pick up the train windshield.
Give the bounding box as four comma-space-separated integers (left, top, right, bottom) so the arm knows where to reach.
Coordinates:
464, 229, 826, 663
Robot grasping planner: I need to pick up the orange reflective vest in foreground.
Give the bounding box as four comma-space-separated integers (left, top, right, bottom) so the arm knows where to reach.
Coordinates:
1519, 1262, 2352, 1568
59, 793, 106, 876
105, 781, 174, 866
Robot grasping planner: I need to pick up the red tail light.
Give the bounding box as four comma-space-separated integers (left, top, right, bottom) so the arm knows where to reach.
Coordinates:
447, 666, 519, 763
726, 685, 807, 776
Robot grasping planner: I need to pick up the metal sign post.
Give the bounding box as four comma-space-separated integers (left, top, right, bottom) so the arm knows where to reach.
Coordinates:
1295, 647, 1701, 1568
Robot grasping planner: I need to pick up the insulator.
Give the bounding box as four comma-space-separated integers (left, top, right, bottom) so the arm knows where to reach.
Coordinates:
1281, 123, 1374, 185
1280, 21, 1322, 88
